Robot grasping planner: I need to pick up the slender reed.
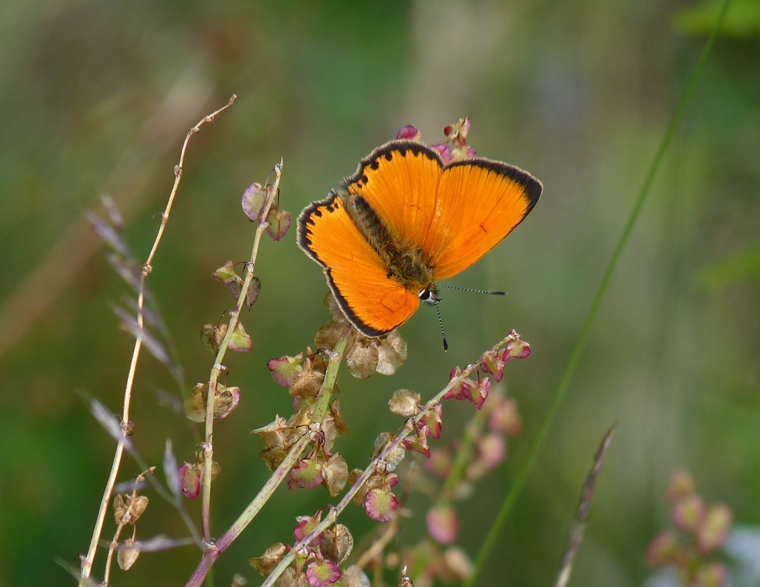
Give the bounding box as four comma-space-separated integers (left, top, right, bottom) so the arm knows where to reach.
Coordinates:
465, 1, 734, 584
78, 96, 237, 585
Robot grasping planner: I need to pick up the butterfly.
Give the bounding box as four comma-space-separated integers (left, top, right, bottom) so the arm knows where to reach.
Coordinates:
297, 139, 542, 338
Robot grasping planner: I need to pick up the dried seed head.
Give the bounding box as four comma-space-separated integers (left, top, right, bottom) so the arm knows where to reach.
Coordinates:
113, 494, 149, 526
331, 402, 349, 432
201, 323, 228, 354
375, 331, 407, 376
371, 432, 405, 471
265, 208, 292, 242
249, 542, 289, 577
389, 389, 422, 417
289, 369, 324, 400
322, 454, 349, 496
252, 415, 291, 448
341, 566, 370, 587
346, 339, 379, 380
242, 182, 268, 222
320, 524, 354, 564
315, 320, 348, 350
117, 539, 141, 570
184, 383, 241, 422
348, 469, 367, 506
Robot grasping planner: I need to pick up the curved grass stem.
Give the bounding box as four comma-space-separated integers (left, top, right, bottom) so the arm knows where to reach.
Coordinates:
78, 96, 236, 586
464, 2, 734, 584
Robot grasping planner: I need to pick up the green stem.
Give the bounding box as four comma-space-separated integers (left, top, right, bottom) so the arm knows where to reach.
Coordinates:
465, 2, 733, 584
442, 403, 488, 497
311, 330, 349, 422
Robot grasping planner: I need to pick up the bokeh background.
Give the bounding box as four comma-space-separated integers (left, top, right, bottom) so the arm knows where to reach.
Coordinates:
1, 1, 759, 585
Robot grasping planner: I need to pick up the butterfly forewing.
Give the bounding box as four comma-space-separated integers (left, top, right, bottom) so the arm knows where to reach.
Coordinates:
427, 160, 542, 280
344, 141, 444, 255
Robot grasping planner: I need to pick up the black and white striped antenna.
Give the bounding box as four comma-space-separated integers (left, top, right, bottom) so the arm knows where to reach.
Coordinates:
433, 299, 448, 351
433, 285, 509, 350
438, 284, 506, 296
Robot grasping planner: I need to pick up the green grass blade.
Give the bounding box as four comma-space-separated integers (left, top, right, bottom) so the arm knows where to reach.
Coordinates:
465, 1, 734, 584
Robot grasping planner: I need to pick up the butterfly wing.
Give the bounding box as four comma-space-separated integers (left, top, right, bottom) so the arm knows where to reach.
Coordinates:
299, 141, 542, 336
344, 141, 444, 254
297, 192, 420, 336
425, 159, 542, 280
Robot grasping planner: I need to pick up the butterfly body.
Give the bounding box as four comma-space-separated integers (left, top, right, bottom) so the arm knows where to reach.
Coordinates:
344, 193, 435, 295
298, 140, 541, 337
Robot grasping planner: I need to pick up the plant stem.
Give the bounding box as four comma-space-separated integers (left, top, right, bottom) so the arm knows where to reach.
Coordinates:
201, 161, 282, 542
186, 332, 350, 587
78, 96, 236, 585
260, 333, 517, 586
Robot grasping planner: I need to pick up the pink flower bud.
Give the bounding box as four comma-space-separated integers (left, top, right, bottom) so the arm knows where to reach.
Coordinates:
365, 488, 398, 522
696, 503, 733, 554
179, 462, 201, 499
396, 125, 421, 141
645, 531, 681, 567
672, 495, 705, 534
427, 505, 459, 544
306, 559, 342, 587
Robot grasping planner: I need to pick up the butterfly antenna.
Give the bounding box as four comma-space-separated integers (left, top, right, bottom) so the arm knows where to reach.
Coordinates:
438, 284, 506, 296
434, 300, 449, 351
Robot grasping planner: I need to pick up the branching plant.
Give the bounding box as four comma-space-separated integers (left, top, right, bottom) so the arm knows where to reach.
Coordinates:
77, 104, 563, 587
73, 2, 734, 578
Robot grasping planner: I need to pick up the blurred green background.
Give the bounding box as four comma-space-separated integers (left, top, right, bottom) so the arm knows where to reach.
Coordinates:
1, 0, 759, 585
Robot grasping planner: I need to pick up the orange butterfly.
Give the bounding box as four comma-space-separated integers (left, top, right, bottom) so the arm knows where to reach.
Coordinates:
297, 140, 542, 338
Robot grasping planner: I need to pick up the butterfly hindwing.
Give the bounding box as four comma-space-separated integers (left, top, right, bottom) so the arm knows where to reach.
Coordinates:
297, 192, 420, 336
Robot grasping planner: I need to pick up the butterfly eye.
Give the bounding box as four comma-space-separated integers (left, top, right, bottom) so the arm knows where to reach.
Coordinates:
418, 286, 439, 304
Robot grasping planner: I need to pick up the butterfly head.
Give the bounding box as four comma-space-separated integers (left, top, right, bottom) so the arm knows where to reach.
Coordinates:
417, 283, 440, 306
